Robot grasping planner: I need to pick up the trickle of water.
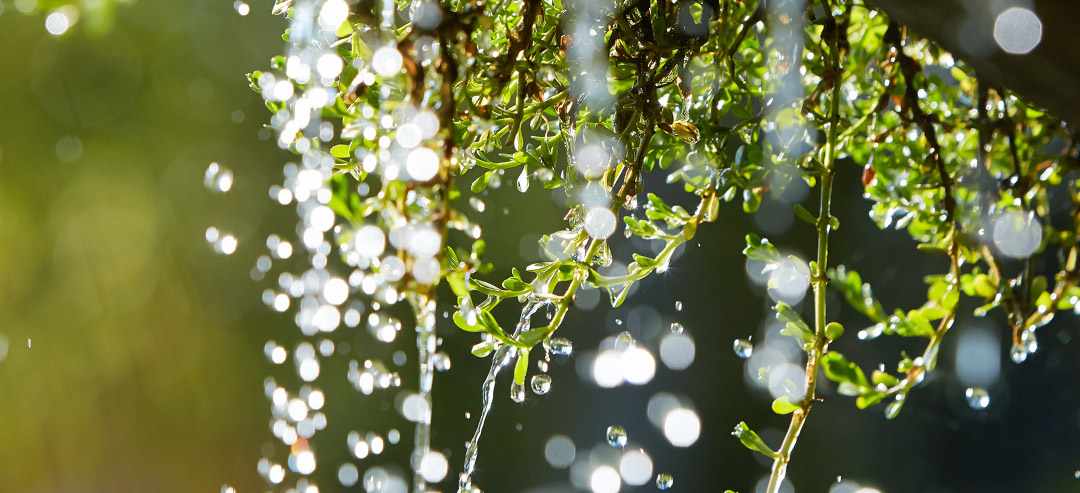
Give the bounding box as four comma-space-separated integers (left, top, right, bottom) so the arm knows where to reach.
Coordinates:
656, 473, 674, 490
531, 374, 552, 395
1010, 342, 1029, 363
516, 167, 530, 193
674, 301, 683, 312
544, 337, 573, 357
669, 322, 684, 334
460, 300, 545, 492
733, 338, 753, 359
965, 387, 990, 410
614, 331, 636, 351
606, 425, 628, 447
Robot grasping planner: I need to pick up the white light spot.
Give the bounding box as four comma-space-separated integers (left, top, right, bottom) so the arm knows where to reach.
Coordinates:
544, 435, 576, 468
419, 452, 448, 483
659, 333, 696, 370
323, 278, 349, 305
354, 225, 386, 258
590, 465, 622, 493
620, 347, 656, 385
585, 207, 617, 239
299, 359, 320, 381
396, 123, 422, 148
592, 350, 623, 388
44, 9, 72, 35
316, 53, 343, 79
406, 147, 439, 181
372, 46, 404, 76
310, 205, 335, 232
994, 8, 1042, 55
401, 394, 430, 423
662, 408, 701, 447
992, 210, 1041, 258
268, 463, 285, 483
318, 0, 350, 31
767, 256, 810, 303
619, 449, 653, 486
295, 450, 316, 475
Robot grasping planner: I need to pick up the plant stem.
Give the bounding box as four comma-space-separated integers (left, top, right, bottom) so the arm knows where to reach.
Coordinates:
766, 5, 842, 489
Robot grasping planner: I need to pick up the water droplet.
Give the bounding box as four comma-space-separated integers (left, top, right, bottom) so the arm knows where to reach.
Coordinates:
511, 381, 526, 403
1010, 342, 1029, 363
884, 396, 904, 419
606, 425, 627, 447
1022, 329, 1038, 353
544, 337, 573, 357
656, 473, 674, 490
433, 352, 451, 371
669, 322, 684, 334
965, 387, 990, 410
858, 323, 885, 340
733, 338, 753, 359
614, 331, 636, 351
674, 301, 683, 312
516, 167, 530, 192
531, 374, 552, 395
615, 318, 624, 326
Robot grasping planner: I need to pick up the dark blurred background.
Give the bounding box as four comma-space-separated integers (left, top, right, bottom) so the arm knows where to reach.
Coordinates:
1, 1, 1079, 492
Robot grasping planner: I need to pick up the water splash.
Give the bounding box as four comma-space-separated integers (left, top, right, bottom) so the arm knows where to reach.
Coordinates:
459, 300, 545, 492
656, 473, 674, 490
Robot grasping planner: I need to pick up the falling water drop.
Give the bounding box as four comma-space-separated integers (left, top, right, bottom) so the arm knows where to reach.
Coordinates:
733, 338, 753, 359
510, 381, 526, 403
614, 331, 636, 351
965, 387, 990, 410
674, 301, 683, 312
531, 374, 552, 395
544, 337, 573, 357
669, 322, 684, 334
606, 425, 628, 447
1010, 342, 1029, 363
656, 473, 674, 490
884, 396, 904, 419
516, 167, 530, 193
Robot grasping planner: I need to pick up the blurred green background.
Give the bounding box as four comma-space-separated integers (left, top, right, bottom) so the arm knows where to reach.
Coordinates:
2, 1, 1080, 492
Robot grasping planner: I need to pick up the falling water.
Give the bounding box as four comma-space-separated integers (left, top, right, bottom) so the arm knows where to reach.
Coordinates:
459, 300, 545, 492
410, 293, 438, 491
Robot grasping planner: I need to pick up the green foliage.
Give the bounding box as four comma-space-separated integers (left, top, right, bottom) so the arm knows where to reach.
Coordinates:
254, 0, 1080, 491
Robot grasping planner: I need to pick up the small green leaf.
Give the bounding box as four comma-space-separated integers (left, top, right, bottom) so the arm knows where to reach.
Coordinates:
793, 203, 816, 225
731, 422, 778, 459
771, 396, 801, 415
821, 351, 870, 390
330, 144, 352, 159
514, 348, 530, 385
825, 322, 844, 341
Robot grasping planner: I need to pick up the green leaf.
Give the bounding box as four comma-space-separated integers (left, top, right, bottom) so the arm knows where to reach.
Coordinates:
330, 144, 352, 159
821, 351, 870, 391
793, 203, 816, 225
471, 171, 492, 192
743, 234, 780, 262
825, 322, 844, 341
771, 396, 801, 415
514, 348, 530, 385
731, 422, 778, 459
775, 302, 814, 345
454, 311, 485, 332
